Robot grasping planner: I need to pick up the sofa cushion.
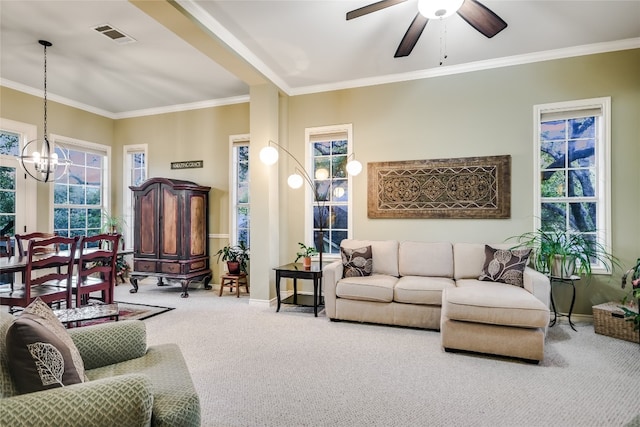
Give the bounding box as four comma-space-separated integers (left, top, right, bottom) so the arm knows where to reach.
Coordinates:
6, 299, 86, 394
341, 239, 399, 277
394, 276, 455, 305
336, 275, 397, 303
341, 245, 373, 278
478, 245, 532, 287
453, 242, 514, 279
398, 241, 453, 277
442, 283, 549, 329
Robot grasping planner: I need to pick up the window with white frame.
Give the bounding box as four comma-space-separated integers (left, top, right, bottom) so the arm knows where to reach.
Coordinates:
305, 124, 354, 257
53, 137, 110, 240
123, 145, 147, 249
534, 97, 611, 273
230, 136, 249, 247
0, 118, 37, 237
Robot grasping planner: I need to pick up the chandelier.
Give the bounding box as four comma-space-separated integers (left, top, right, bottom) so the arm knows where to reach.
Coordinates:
18, 40, 72, 183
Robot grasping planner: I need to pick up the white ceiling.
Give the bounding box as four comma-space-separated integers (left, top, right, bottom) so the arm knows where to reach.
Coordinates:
1, 0, 639, 119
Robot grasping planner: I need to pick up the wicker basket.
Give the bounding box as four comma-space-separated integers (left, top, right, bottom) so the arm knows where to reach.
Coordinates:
592, 302, 639, 343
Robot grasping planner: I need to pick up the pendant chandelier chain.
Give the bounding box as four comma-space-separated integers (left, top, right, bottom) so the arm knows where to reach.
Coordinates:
43, 42, 48, 139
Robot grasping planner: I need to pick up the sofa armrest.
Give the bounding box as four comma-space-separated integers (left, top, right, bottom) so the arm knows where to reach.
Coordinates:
68, 320, 147, 370
323, 260, 343, 319
0, 374, 153, 427
523, 267, 551, 308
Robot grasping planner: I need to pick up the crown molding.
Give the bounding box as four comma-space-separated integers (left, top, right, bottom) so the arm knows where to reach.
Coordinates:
289, 38, 640, 96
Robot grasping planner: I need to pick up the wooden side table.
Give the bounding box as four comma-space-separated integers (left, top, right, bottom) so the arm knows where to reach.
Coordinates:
274, 263, 324, 317
219, 273, 249, 298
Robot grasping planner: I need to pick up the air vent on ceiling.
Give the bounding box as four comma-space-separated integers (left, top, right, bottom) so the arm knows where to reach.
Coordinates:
92, 24, 136, 45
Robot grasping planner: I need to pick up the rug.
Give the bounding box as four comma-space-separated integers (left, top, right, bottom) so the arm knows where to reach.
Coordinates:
116, 301, 175, 321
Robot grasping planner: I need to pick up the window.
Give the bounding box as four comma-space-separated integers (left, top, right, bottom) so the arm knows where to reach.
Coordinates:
305, 124, 354, 257
0, 130, 20, 236
0, 118, 37, 236
534, 97, 611, 273
123, 145, 147, 249
230, 135, 249, 246
53, 137, 110, 240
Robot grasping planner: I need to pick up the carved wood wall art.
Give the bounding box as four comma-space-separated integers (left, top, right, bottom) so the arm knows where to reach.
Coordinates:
367, 155, 511, 219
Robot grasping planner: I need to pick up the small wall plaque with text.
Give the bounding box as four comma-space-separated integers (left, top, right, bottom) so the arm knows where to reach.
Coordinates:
171, 160, 203, 170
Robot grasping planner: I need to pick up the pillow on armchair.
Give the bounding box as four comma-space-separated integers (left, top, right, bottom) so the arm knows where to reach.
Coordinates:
5, 298, 86, 394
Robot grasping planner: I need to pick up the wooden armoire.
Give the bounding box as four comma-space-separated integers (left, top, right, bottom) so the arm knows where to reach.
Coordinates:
129, 178, 212, 297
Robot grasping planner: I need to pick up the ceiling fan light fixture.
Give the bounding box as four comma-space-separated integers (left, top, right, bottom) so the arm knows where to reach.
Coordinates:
417, 0, 464, 19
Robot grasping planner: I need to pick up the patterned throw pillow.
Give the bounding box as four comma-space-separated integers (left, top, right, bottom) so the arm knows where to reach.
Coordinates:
341, 246, 373, 278
6, 298, 86, 394
478, 245, 532, 287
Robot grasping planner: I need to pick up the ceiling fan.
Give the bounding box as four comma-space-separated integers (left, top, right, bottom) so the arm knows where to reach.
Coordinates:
346, 0, 507, 58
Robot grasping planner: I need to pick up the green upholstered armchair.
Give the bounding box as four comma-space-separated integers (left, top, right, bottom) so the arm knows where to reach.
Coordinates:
0, 312, 201, 427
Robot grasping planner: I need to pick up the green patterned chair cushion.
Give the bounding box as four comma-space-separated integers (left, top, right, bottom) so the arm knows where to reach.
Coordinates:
68, 319, 147, 370
0, 374, 153, 427
1, 312, 20, 398
88, 344, 201, 427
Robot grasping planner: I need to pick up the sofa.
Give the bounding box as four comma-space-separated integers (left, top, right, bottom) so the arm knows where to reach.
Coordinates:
323, 239, 551, 361
0, 311, 200, 427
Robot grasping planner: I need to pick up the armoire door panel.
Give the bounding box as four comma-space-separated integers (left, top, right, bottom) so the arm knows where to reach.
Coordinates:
161, 187, 178, 256
190, 195, 206, 256
139, 190, 157, 256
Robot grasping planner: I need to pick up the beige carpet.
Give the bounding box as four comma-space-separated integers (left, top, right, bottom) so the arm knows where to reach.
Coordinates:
114, 280, 640, 427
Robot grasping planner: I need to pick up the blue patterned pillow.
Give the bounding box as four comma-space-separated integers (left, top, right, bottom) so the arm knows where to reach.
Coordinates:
478, 245, 532, 287
341, 246, 373, 278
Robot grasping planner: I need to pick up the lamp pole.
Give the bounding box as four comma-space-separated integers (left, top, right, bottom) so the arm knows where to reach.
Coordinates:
260, 140, 361, 268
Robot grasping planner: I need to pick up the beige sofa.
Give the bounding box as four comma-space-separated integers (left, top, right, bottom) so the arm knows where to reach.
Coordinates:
323, 239, 551, 361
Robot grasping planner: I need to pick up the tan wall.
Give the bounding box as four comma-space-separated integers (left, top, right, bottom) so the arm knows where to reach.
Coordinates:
113, 103, 250, 279
285, 49, 640, 314
0, 86, 114, 230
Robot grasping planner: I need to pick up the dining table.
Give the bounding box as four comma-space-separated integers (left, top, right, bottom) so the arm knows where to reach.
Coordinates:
0, 248, 133, 276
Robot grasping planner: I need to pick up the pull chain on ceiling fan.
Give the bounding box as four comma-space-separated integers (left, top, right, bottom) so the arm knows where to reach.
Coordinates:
346, 0, 507, 58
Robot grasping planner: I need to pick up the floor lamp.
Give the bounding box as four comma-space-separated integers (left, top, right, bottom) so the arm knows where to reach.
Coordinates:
259, 140, 362, 266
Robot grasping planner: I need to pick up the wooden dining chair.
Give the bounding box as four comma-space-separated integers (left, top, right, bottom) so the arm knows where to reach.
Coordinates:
0, 235, 14, 287
15, 232, 58, 256
0, 236, 78, 313
73, 234, 120, 307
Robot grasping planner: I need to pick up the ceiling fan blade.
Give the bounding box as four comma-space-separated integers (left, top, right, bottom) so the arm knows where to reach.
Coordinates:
394, 13, 429, 58
457, 0, 507, 38
346, 0, 407, 20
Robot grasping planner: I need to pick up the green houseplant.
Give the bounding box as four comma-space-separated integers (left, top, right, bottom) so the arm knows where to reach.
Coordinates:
100, 210, 130, 281
101, 210, 126, 235
215, 241, 249, 275
294, 242, 318, 268
509, 227, 619, 278
619, 259, 640, 334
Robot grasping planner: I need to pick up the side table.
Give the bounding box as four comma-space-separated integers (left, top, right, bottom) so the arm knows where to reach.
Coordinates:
274, 263, 324, 317
219, 273, 249, 297
549, 275, 580, 331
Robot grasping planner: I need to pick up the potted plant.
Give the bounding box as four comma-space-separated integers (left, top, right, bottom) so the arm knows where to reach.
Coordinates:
215, 241, 249, 275
294, 242, 318, 268
101, 210, 126, 236
620, 259, 640, 336
509, 227, 620, 278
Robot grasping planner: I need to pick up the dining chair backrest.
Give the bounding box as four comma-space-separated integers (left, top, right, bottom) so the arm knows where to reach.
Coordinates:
75, 234, 120, 306
0, 236, 12, 258
15, 232, 58, 256
24, 236, 78, 299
